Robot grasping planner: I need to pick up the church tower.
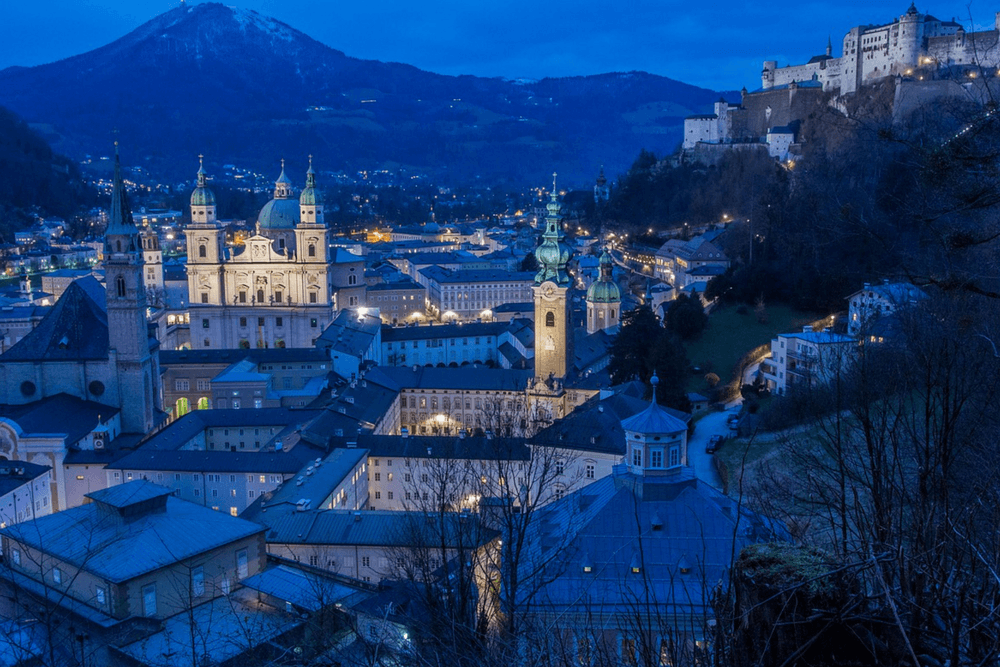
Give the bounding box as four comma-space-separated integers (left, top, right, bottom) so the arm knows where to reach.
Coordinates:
586, 250, 621, 334
594, 167, 610, 204
532, 174, 574, 383
296, 156, 329, 265
104, 144, 158, 433
186, 156, 226, 315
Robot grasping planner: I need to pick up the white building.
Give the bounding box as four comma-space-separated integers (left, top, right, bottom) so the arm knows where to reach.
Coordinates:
759, 326, 856, 395
186, 158, 335, 349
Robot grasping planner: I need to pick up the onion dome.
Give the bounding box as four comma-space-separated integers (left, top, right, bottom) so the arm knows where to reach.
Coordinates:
258, 160, 300, 230
534, 173, 573, 286
190, 155, 216, 207
587, 251, 621, 303
299, 155, 321, 207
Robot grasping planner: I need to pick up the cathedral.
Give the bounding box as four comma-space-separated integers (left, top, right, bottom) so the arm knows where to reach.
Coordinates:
185, 158, 336, 349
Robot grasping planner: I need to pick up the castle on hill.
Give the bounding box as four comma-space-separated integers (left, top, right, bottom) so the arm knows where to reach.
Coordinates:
683, 5, 1000, 163
764, 4, 1000, 95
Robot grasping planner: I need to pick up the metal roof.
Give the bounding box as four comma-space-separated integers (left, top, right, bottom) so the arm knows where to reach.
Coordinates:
0, 482, 266, 584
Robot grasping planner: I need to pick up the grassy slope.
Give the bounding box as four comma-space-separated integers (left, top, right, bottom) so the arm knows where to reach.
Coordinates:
684, 304, 822, 394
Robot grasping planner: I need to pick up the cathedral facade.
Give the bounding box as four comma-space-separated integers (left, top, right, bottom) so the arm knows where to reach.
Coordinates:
186, 159, 335, 349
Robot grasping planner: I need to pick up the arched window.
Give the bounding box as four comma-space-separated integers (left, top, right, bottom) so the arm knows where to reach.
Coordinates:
199, 245, 207, 258
175, 397, 190, 418
545, 311, 555, 327
257, 289, 265, 304
348, 274, 357, 286
116, 240, 122, 253
308, 244, 316, 257
116, 276, 126, 298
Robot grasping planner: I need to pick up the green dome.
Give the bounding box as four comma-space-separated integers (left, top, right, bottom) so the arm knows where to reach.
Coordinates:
191, 157, 215, 207
300, 161, 321, 207
191, 186, 216, 207
587, 278, 621, 303
257, 198, 300, 229
299, 186, 320, 207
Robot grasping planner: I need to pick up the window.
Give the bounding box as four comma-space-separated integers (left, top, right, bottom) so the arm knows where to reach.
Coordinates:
239, 291, 247, 303
309, 292, 317, 304
237, 548, 249, 579
175, 379, 190, 391
53, 568, 62, 584
348, 274, 358, 286
142, 584, 157, 617
276, 316, 283, 327
556, 460, 564, 475
308, 244, 316, 257
586, 463, 595, 479
388, 491, 393, 500
96, 587, 107, 606
192, 566, 205, 596
669, 446, 680, 468
201, 293, 209, 304
374, 473, 380, 481
202, 318, 210, 329
116, 276, 126, 298
230, 507, 238, 516
310, 318, 318, 328
361, 556, 370, 568
545, 311, 555, 327
239, 317, 247, 327
650, 448, 663, 468
199, 244, 207, 258
632, 447, 642, 467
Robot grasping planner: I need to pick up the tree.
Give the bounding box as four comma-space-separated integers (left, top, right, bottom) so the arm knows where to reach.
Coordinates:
663, 294, 707, 340
519, 252, 538, 274
609, 306, 691, 411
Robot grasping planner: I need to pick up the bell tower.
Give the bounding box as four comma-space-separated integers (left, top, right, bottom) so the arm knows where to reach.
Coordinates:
104, 144, 158, 433
532, 174, 574, 383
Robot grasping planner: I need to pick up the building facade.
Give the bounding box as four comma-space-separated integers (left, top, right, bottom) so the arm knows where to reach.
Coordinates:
186, 159, 335, 349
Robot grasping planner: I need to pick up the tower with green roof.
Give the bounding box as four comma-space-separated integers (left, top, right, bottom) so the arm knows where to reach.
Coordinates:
532, 174, 574, 384
586, 249, 621, 334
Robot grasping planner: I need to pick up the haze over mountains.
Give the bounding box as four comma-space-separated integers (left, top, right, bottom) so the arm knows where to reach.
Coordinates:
0, 2, 728, 185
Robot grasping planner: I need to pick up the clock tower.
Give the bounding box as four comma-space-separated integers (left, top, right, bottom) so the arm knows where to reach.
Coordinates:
532, 174, 574, 384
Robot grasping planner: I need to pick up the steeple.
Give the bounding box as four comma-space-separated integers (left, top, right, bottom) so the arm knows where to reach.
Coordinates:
299, 155, 325, 227
190, 154, 217, 212
586, 249, 621, 334
103, 143, 157, 434
274, 159, 293, 199
826, 35, 832, 57
534, 173, 573, 285
104, 142, 140, 255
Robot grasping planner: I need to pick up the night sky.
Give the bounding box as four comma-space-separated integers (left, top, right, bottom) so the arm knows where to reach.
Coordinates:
0, 0, 993, 90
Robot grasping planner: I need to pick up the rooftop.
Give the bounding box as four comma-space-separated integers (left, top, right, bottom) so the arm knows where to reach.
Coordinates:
0, 481, 265, 583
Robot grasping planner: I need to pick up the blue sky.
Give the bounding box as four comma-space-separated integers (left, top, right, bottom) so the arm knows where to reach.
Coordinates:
0, 1, 992, 90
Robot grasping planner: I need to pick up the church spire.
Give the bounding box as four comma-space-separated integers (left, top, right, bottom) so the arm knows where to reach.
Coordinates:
274, 159, 293, 199
534, 172, 572, 285
105, 142, 139, 252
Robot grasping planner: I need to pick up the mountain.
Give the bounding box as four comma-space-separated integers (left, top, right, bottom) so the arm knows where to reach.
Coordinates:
0, 3, 726, 186
0, 105, 94, 236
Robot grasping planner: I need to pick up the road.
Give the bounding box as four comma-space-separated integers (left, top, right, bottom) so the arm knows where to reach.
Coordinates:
687, 407, 741, 491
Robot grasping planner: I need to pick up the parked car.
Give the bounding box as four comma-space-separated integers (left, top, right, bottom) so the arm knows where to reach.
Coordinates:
706, 435, 724, 454
727, 414, 740, 431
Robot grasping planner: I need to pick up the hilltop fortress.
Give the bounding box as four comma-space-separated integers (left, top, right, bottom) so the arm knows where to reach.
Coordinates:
683, 4, 1000, 161
765, 3, 1000, 95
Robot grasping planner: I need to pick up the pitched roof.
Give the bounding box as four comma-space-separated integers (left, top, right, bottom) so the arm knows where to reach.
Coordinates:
0, 277, 108, 362
0, 481, 265, 583
521, 468, 785, 615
